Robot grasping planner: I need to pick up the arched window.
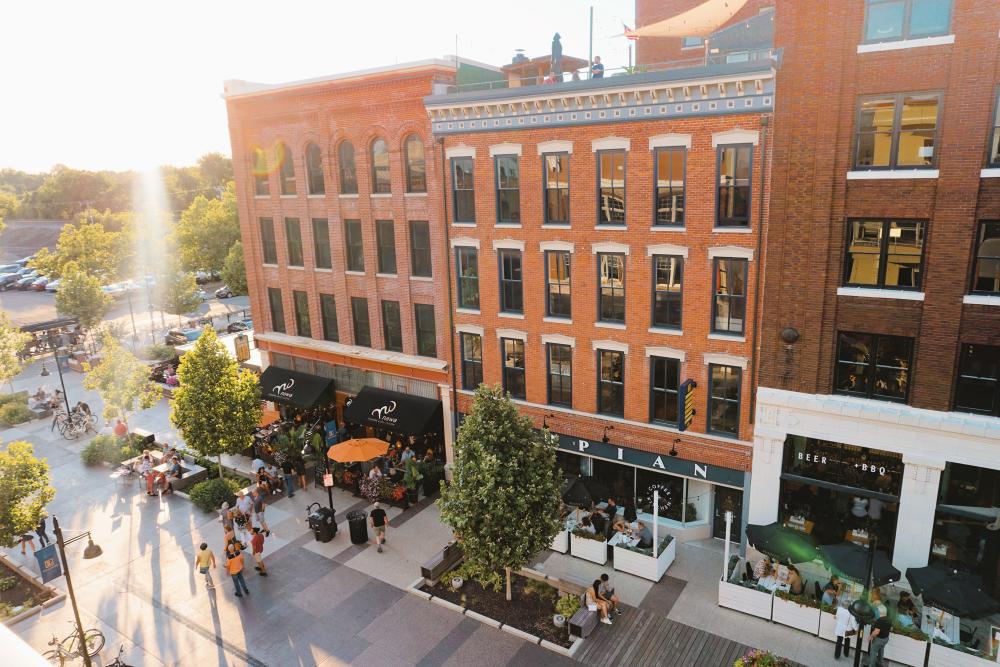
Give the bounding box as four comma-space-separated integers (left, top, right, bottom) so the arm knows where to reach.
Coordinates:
404, 134, 426, 193
305, 143, 325, 195
338, 140, 358, 194
277, 142, 296, 195
371, 138, 390, 194
250, 147, 269, 196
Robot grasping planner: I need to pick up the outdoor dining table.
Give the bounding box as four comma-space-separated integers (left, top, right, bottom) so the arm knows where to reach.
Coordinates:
757, 575, 791, 593
921, 606, 961, 645
608, 531, 640, 549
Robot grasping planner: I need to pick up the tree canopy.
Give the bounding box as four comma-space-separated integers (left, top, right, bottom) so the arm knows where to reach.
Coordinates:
83, 333, 161, 431
0, 441, 55, 549
157, 269, 203, 326
55, 265, 112, 331
0, 314, 32, 394
0, 192, 17, 234
173, 182, 239, 273
221, 240, 248, 296
30, 218, 132, 281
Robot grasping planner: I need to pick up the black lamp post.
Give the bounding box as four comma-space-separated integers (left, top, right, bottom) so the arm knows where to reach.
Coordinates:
849, 535, 878, 667
52, 516, 103, 667
302, 436, 334, 513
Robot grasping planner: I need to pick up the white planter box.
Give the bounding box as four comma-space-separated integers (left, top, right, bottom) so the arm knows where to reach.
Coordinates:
929, 642, 995, 667
883, 634, 929, 667
569, 533, 607, 565
818, 611, 838, 642
771, 596, 821, 634
612, 538, 675, 582
550, 529, 569, 553
718, 580, 772, 620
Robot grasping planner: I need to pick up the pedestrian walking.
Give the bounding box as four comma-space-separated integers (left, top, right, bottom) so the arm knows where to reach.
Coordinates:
250, 527, 268, 576
868, 613, 891, 667
220, 502, 234, 533
194, 542, 216, 589
295, 455, 307, 491
18, 532, 35, 555
250, 489, 270, 536
35, 515, 50, 547
369, 502, 388, 553
834, 598, 859, 660
225, 542, 249, 597
281, 459, 295, 498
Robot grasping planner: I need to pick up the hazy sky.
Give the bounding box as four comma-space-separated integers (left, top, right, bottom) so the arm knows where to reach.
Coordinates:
1, 0, 634, 173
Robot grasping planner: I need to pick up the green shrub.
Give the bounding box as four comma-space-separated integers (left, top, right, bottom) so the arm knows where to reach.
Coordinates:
80, 439, 104, 466
555, 594, 580, 619
141, 344, 176, 362
0, 391, 28, 408
188, 477, 242, 513
0, 402, 35, 426
79, 435, 143, 466
0, 575, 16, 593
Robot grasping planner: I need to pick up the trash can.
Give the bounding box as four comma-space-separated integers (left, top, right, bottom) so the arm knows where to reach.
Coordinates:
308, 506, 337, 543
346, 510, 368, 545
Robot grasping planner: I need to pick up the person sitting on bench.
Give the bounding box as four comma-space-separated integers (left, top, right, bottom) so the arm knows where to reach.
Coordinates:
586, 580, 613, 626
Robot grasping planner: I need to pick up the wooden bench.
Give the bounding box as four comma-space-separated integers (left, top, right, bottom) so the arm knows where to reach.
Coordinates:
421, 543, 463, 584
517, 568, 599, 639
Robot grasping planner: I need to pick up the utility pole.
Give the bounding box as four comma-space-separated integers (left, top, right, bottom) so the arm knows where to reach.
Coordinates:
588, 6, 594, 79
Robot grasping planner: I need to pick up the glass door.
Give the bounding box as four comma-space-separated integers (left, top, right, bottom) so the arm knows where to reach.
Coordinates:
713, 486, 743, 542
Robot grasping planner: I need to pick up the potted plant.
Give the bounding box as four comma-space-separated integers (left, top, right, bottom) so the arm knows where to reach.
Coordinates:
613, 534, 676, 582
733, 649, 791, 667
883, 623, 929, 667
403, 458, 423, 504
569, 527, 608, 565
555, 594, 579, 628
772, 590, 821, 633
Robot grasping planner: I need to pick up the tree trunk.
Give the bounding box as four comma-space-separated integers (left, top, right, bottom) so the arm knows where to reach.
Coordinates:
505, 567, 512, 602
217, 453, 224, 479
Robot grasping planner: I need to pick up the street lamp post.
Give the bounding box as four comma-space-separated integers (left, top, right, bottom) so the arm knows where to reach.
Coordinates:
124, 289, 138, 348
849, 535, 878, 667
302, 424, 334, 513
52, 516, 103, 667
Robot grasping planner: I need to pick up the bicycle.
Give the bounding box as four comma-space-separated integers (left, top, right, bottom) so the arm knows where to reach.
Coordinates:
107, 644, 135, 667
52, 411, 97, 441
42, 623, 106, 665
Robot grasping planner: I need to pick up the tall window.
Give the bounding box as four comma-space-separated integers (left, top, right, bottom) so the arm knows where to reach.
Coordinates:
404, 135, 426, 193
495, 155, 520, 224
990, 91, 1000, 168
381, 300, 402, 352
409, 221, 432, 277
267, 287, 285, 333
863, 0, 952, 44
461, 333, 483, 390
712, 258, 748, 335
414, 304, 436, 357
259, 218, 277, 264
844, 219, 925, 290
717, 145, 752, 226
371, 138, 390, 194
708, 365, 741, 436
456, 248, 479, 309
452, 157, 475, 223
319, 293, 338, 342
338, 141, 358, 194
498, 249, 523, 313
652, 255, 683, 329
971, 221, 1000, 295
650, 357, 680, 424
312, 219, 331, 270
543, 153, 569, 224
598, 253, 626, 323
251, 147, 269, 196
375, 220, 396, 274
835, 332, 914, 402
597, 150, 626, 224
278, 143, 296, 195
284, 218, 303, 266
954, 344, 1000, 416
597, 350, 624, 417
351, 297, 371, 347
545, 251, 571, 318
655, 147, 685, 225
305, 143, 325, 195
293, 290, 311, 337
547, 343, 572, 407
344, 220, 364, 272
855, 93, 940, 169
502, 338, 526, 399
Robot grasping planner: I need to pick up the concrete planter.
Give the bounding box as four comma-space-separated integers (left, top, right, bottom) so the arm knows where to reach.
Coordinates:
771, 596, 821, 634
550, 529, 569, 553
718, 580, 772, 620
883, 634, 929, 667
612, 538, 675, 582
928, 642, 995, 667
818, 610, 838, 641
569, 533, 607, 565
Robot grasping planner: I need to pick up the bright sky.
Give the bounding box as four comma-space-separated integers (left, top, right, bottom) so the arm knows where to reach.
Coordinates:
0, 0, 634, 173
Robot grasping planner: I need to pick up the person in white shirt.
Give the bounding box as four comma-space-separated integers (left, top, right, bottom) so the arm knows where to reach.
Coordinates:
251, 457, 266, 474
834, 599, 859, 660
369, 465, 383, 481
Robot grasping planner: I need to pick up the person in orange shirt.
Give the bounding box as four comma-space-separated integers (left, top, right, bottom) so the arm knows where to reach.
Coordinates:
225, 542, 249, 597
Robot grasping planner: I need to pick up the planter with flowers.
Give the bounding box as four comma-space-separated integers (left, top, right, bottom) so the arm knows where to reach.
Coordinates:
569, 528, 607, 565
733, 649, 791, 667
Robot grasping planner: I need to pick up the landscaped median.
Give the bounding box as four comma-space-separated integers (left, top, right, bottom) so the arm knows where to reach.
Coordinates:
0, 554, 61, 626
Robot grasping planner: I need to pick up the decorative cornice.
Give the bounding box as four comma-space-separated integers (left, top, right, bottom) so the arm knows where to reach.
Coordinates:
540, 240, 574, 253
541, 333, 575, 348
450, 236, 479, 249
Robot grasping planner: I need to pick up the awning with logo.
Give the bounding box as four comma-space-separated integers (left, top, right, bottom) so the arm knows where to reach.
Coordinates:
259, 366, 336, 410
342, 386, 443, 436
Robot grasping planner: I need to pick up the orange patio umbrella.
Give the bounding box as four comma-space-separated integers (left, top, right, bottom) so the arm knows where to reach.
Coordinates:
327, 438, 389, 463
259, 409, 280, 427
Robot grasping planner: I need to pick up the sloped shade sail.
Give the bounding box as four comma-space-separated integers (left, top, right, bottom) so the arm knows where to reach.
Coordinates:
628, 0, 750, 38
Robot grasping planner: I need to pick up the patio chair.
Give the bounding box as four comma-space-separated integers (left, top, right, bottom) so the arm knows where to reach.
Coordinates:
744, 562, 754, 582
814, 581, 823, 601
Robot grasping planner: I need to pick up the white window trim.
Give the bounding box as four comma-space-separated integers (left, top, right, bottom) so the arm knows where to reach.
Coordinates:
456, 307, 480, 315
338, 193, 360, 199
537, 140, 573, 155
837, 287, 926, 301
592, 241, 630, 255
489, 143, 522, 157
452, 222, 476, 228
593, 339, 629, 354
648, 327, 683, 337
370, 193, 392, 199
592, 137, 630, 152
651, 226, 686, 233
595, 322, 627, 330
543, 316, 572, 324
409, 276, 433, 282
450, 236, 479, 249
456, 324, 484, 336
981, 168, 1000, 178
541, 333, 575, 348
708, 245, 754, 261
857, 34, 955, 54
962, 294, 1000, 306
493, 239, 525, 251
496, 328, 528, 341
648, 133, 692, 150
647, 243, 688, 258
445, 145, 476, 159
708, 333, 747, 343
703, 352, 748, 370
404, 192, 428, 198
712, 129, 759, 147
846, 170, 939, 180
540, 240, 574, 253
645, 346, 685, 362
344, 270, 366, 276
498, 312, 525, 320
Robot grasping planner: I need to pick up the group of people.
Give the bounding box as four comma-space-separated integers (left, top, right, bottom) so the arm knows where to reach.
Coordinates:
135, 449, 183, 496
251, 455, 304, 498
571, 498, 655, 549
752, 556, 806, 596
195, 489, 273, 597
17, 515, 50, 555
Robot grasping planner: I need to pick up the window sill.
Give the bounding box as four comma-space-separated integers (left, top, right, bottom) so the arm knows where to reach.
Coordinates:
543, 223, 571, 229
707, 333, 746, 342
375, 273, 398, 278
279, 195, 297, 199
344, 270, 366, 276
595, 225, 627, 231
314, 268, 333, 273
543, 316, 572, 324
648, 327, 683, 336
371, 193, 392, 198
262, 263, 279, 268
595, 321, 626, 330
498, 312, 525, 320
254, 195, 269, 199
496, 223, 522, 229
963, 294, 1000, 306
651, 226, 685, 232
456, 308, 481, 315
713, 226, 752, 234
307, 194, 325, 199
982, 168, 1000, 178
857, 34, 955, 54
837, 287, 925, 301
409, 275, 433, 282
452, 222, 476, 228
339, 194, 359, 199
846, 169, 939, 180
404, 192, 428, 197
287, 265, 305, 271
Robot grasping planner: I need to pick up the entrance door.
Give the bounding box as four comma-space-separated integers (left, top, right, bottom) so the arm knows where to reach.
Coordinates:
714, 486, 743, 543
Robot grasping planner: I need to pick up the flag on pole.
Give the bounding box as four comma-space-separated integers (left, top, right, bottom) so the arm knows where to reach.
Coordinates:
623, 23, 638, 40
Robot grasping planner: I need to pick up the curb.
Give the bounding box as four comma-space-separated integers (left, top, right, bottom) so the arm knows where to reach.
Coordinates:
500, 624, 542, 644
464, 609, 501, 629
541, 637, 583, 657
429, 596, 466, 614
5, 602, 43, 625
406, 578, 432, 600
42, 593, 66, 609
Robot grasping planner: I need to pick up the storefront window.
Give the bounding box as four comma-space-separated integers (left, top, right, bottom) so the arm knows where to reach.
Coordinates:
592, 459, 634, 506
636, 468, 687, 521
782, 434, 903, 495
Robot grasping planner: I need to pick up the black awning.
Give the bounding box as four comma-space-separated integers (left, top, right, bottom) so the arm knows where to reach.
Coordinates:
259, 366, 336, 410
342, 386, 443, 436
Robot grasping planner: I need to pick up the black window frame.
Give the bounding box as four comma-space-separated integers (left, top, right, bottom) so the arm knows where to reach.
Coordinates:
278, 143, 297, 196
452, 157, 475, 224
338, 141, 358, 194
854, 92, 942, 170
598, 253, 626, 324
652, 255, 683, 330
542, 153, 570, 224
862, 0, 953, 44
649, 356, 680, 425
267, 287, 285, 334
375, 220, 397, 275
597, 150, 626, 225
455, 247, 480, 310
319, 293, 339, 342
596, 349, 625, 417
953, 343, 1000, 417
311, 218, 332, 270
545, 250, 572, 319
715, 144, 753, 227
409, 220, 432, 277
501, 337, 526, 400
284, 217, 303, 267
546, 343, 573, 408
305, 143, 325, 195
414, 303, 437, 357
495, 155, 521, 225
711, 258, 748, 335
834, 331, 914, 403
654, 147, 686, 226
371, 138, 391, 194
498, 248, 524, 314
404, 134, 426, 193
970, 220, 1000, 295
460, 332, 483, 390
990, 89, 1000, 168
350, 296, 371, 347
380, 300, 403, 352
344, 219, 364, 272
843, 218, 926, 291
707, 364, 742, 437
292, 290, 311, 338
259, 217, 277, 265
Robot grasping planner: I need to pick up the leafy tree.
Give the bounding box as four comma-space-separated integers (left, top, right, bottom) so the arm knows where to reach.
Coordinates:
170, 328, 261, 478
0, 169, 46, 198
30, 219, 130, 281
54, 265, 112, 334
0, 192, 18, 233
19, 166, 131, 220
83, 333, 161, 433
197, 153, 234, 189
0, 441, 55, 548
157, 270, 203, 327
0, 314, 32, 394
221, 240, 248, 295
173, 182, 239, 273
438, 384, 562, 601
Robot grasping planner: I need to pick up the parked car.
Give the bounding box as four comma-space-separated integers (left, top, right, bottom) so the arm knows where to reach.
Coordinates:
30, 276, 50, 291
45, 279, 60, 292
0, 272, 21, 290
15, 255, 34, 267
193, 270, 219, 285
101, 281, 129, 298
226, 318, 253, 333
0, 264, 20, 274
15, 272, 38, 289
215, 285, 234, 299
164, 328, 203, 346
